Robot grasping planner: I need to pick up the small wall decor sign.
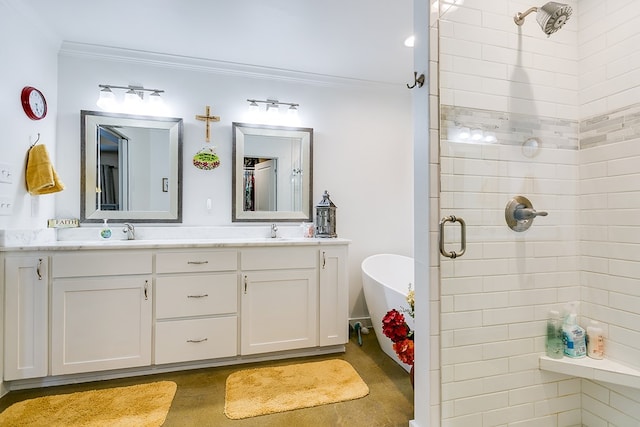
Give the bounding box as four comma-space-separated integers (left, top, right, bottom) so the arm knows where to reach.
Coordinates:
193, 146, 221, 170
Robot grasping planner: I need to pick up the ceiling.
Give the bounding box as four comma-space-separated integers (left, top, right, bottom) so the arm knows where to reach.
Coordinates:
23, 0, 413, 85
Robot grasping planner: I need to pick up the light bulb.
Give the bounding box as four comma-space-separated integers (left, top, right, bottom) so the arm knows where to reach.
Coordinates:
471, 128, 483, 141
124, 88, 142, 107
458, 127, 470, 140
96, 86, 116, 110
148, 91, 163, 106
267, 102, 279, 116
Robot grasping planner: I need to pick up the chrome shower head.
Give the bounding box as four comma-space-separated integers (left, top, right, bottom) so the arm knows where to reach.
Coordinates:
514, 2, 572, 36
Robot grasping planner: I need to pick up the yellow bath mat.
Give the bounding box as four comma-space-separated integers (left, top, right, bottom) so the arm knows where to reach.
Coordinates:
224, 359, 369, 419
0, 381, 176, 426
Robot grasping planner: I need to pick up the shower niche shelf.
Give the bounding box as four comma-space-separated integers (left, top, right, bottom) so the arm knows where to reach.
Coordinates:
540, 356, 640, 390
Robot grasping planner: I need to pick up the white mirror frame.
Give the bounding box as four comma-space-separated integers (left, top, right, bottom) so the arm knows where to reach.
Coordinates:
232, 122, 313, 222
81, 110, 183, 223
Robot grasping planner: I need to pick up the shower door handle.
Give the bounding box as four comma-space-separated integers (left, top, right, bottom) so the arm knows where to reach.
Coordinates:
439, 215, 466, 259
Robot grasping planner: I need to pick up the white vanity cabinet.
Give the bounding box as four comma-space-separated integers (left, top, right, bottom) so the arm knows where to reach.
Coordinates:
50, 252, 153, 375
318, 247, 348, 346
3, 255, 49, 380
1, 239, 348, 387
154, 250, 238, 364
240, 247, 318, 355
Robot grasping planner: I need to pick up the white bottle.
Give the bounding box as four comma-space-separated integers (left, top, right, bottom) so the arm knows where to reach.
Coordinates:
587, 320, 604, 359
562, 302, 586, 358
99, 218, 112, 240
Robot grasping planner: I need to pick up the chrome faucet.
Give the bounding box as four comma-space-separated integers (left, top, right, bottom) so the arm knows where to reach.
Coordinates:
122, 223, 135, 240
270, 224, 278, 238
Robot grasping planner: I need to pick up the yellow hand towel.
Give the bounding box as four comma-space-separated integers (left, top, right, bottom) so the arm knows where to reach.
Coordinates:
26, 144, 65, 195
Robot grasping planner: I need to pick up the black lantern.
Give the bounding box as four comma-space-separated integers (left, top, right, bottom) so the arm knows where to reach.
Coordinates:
315, 190, 337, 238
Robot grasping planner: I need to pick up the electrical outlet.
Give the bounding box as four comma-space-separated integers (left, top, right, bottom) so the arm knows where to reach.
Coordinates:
0, 196, 13, 215
0, 163, 13, 184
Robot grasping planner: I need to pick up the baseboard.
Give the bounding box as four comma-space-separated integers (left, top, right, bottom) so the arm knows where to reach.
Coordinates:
348, 316, 372, 329
4, 345, 346, 392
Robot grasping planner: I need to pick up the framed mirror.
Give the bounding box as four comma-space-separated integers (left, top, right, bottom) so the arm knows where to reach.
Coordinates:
232, 122, 313, 222
80, 110, 183, 223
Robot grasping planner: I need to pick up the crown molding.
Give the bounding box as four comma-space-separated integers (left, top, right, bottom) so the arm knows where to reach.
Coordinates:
59, 41, 399, 91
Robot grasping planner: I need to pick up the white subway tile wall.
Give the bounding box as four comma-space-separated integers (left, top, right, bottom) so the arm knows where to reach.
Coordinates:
436, 0, 640, 425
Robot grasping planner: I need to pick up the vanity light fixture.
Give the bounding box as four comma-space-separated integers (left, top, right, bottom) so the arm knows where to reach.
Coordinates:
96, 84, 165, 114
246, 99, 299, 115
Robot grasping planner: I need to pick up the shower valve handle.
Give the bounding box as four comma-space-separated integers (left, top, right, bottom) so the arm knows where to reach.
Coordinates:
514, 206, 548, 221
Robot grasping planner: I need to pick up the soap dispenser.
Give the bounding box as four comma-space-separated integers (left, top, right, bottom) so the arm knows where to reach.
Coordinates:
562, 301, 586, 358
99, 219, 112, 240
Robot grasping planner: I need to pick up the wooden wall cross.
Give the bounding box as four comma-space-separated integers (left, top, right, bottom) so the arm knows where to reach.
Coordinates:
195, 105, 220, 142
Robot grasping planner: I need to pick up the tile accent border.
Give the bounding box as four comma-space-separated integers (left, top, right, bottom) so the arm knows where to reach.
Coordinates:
441, 105, 579, 150
580, 102, 640, 149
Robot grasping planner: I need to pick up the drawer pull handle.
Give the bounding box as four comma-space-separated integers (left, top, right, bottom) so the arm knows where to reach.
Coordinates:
187, 260, 209, 265
244, 275, 248, 294
187, 294, 209, 298
187, 338, 208, 343
36, 258, 43, 280
144, 280, 149, 300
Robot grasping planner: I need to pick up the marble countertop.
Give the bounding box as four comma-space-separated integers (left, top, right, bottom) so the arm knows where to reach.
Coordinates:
0, 226, 349, 251
0, 237, 351, 252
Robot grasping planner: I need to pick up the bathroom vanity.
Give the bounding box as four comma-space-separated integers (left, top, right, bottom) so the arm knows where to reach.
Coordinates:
1, 238, 348, 388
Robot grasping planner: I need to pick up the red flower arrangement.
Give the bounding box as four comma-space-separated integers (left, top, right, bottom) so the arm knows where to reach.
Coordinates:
381, 285, 415, 367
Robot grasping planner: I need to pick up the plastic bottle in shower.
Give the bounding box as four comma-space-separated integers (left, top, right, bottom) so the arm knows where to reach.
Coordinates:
546, 310, 563, 359
587, 320, 604, 360
562, 301, 586, 358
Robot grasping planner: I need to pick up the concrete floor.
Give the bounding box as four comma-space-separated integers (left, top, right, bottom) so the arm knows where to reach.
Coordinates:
0, 331, 414, 426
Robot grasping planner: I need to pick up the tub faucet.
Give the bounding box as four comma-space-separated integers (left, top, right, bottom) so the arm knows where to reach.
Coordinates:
122, 223, 135, 240
270, 224, 278, 238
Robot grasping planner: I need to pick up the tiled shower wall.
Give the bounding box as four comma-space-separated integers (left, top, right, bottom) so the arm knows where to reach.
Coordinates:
440, 107, 582, 426
437, 0, 640, 425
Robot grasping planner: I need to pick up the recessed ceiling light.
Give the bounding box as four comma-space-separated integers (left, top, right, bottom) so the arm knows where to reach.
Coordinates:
404, 35, 415, 48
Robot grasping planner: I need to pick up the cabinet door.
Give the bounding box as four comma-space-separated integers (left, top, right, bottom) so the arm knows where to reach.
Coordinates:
319, 247, 348, 346
4, 256, 48, 380
241, 269, 317, 355
51, 276, 152, 375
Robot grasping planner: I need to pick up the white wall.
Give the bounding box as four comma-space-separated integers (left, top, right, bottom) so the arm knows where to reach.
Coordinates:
54, 45, 413, 320
0, 1, 60, 233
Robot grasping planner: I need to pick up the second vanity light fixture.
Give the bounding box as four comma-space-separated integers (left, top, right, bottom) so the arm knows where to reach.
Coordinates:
96, 84, 165, 114
247, 99, 299, 117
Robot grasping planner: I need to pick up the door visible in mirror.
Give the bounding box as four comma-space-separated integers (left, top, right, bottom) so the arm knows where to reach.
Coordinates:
232, 122, 313, 222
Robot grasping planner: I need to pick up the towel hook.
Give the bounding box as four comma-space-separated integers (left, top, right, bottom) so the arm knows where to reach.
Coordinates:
406, 72, 425, 89
30, 133, 41, 148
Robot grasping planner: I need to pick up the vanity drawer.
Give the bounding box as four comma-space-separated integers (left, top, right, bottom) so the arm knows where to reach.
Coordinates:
156, 251, 237, 274
155, 316, 238, 364
241, 247, 315, 271
52, 252, 152, 278
155, 273, 237, 319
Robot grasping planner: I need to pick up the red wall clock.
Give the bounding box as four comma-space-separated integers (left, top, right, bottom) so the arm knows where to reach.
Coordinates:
21, 86, 47, 120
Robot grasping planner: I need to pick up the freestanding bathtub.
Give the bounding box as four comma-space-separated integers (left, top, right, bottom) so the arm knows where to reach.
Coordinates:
361, 254, 414, 372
